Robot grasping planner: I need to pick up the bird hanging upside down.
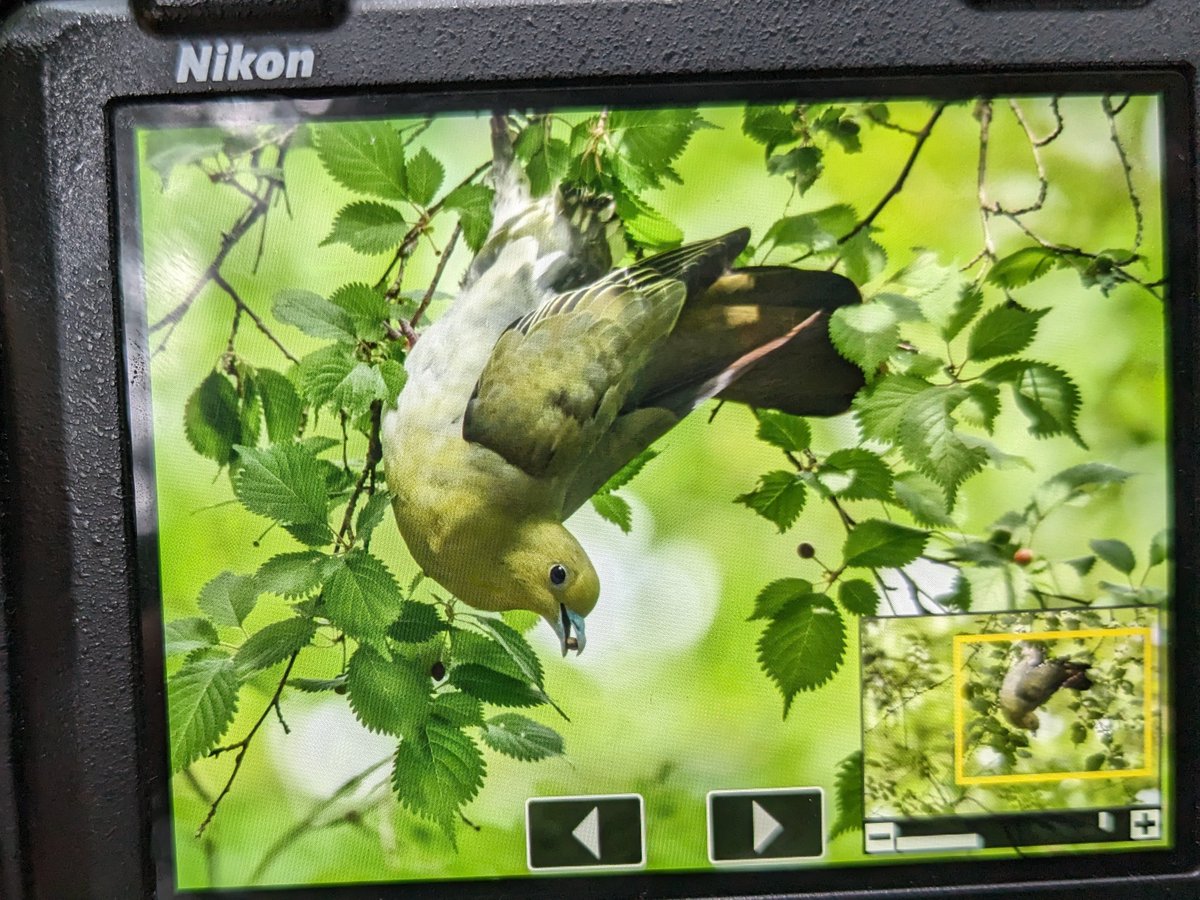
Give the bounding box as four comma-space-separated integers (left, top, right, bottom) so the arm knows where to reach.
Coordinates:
998, 641, 1094, 732
383, 115, 864, 655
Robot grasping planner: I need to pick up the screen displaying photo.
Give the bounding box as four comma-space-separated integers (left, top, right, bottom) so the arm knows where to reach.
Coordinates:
113, 83, 1177, 893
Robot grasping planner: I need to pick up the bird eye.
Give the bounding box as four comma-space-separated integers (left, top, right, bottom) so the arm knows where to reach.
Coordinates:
549, 563, 568, 586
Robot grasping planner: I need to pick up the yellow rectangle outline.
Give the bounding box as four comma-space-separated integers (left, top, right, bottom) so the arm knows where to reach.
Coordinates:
952, 627, 1154, 786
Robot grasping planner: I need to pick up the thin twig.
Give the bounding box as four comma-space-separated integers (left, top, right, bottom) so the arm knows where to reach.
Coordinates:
1101, 95, 1145, 252
335, 400, 384, 550
410, 222, 462, 331
976, 100, 998, 263
211, 273, 299, 364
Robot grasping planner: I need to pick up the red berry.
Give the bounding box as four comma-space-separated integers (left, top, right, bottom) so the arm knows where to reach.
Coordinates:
1013, 548, 1034, 566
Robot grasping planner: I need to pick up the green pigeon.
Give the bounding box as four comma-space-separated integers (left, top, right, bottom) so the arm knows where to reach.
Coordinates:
998, 642, 1093, 732
383, 117, 863, 655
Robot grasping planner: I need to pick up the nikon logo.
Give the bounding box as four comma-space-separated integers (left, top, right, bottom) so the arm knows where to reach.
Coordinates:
175, 41, 315, 84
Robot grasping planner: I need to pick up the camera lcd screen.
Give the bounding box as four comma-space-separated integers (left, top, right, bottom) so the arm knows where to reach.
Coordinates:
114, 78, 1183, 895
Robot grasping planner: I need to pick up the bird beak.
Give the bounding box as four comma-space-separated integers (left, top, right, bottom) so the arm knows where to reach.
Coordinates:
553, 604, 587, 657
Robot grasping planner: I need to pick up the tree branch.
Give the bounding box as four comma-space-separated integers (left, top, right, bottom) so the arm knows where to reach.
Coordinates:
212, 273, 298, 364
410, 222, 462, 332
335, 400, 384, 551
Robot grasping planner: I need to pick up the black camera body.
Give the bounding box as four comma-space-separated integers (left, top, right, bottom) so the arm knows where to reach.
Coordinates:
1, 2, 1198, 898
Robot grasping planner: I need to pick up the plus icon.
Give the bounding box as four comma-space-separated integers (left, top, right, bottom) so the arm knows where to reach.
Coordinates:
1130, 809, 1161, 840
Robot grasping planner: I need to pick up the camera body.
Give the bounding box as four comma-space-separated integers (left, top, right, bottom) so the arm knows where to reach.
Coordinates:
1, 2, 1198, 898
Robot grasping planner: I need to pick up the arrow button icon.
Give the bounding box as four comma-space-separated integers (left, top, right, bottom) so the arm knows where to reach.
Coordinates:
751, 800, 784, 854
572, 806, 602, 859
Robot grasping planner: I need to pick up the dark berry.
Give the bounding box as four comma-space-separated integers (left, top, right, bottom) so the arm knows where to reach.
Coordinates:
431, 661, 446, 681
797, 542, 816, 559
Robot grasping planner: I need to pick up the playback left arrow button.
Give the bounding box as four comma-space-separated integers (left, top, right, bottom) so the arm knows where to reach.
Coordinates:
526, 795, 644, 871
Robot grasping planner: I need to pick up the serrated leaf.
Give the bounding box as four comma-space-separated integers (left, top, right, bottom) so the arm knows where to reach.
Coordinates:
749, 578, 814, 621
757, 595, 846, 714
272, 289, 358, 342
184, 371, 242, 466
515, 125, 570, 197
1090, 539, 1136, 575
764, 204, 855, 253
449, 664, 544, 708
392, 719, 484, 837
843, 519, 928, 568
451, 629, 523, 679
313, 122, 407, 200
198, 571, 258, 627
897, 387, 988, 503
831, 750, 864, 837
599, 448, 658, 493
468, 617, 546, 689
347, 645, 431, 738
432, 692, 484, 727
389, 602, 447, 644
985, 360, 1085, 447
819, 449, 893, 501
840, 230, 888, 285
941, 282, 985, 341
330, 282, 390, 341
767, 145, 824, 194
987, 246, 1065, 288
1066, 556, 1097, 576
966, 304, 1047, 362
961, 383, 1001, 433
165, 617, 219, 655
1034, 462, 1131, 514
356, 490, 391, 545
937, 572, 972, 611
255, 369, 303, 443
756, 411, 811, 452
735, 470, 807, 532
169, 654, 238, 772
813, 108, 862, 154
607, 107, 709, 190
591, 492, 632, 532
256, 551, 327, 599
320, 201, 407, 255
233, 443, 330, 536
1150, 528, 1172, 567
852, 375, 929, 442
233, 616, 316, 679
324, 550, 404, 642
442, 183, 494, 252
615, 190, 683, 251
288, 675, 347, 694
838, 580, 878, 616
481, 714, 564, 762
892, 471, 955, 528
742, 104, 797, 154
403, 147, 445, 206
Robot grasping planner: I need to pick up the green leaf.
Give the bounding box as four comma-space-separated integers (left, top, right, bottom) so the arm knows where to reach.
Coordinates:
184, 371, 242, 466
313, 122, 407, 201
842, 519, 928, 568
897, 387, 988, 503
272, 289, 358, 342
449, 664, 544, 708
757, 595, 846, 714
330, 282, 390, 341
839, 230, 888, 285
941, 282, 985, 341
767, 146, 824, 194
347, 645, 431, 738
255, 369, 303, 444
838, 580, 878, 616
233, 616, 316, 679
985, 360, 1085, 447
392, 720, 485, 837
165, 617, 219, 655
749, 578, 814, 621
389, 602, 447, 644
379, 360, 407, 407
256, 551, 327, 599
404, 147, 445, 206
1066, 556, 1097, 577
1090, 539, 1136, 575
356, 490, 391, 545
937, 573, 972, 611
320, 201, 407, 255
288, 675, 348, 694
614, 190, 683, 251
1033, 463, 1131, 514
468, 617, 546, 689
852, 375, 929, 442
233, 443, 331, 535
735, 470, 807, 532
892, 471, 955, 527
590, 492, 632, 532
481, 714, 565, 762
813, 107, 862, 153
198, 571, 258, 627
819, 449, 893, 501
831, 750, 864, 837
606, 108, 709, 190
742, 104, 797, 154
756, 411, 811, 453
432, 692, 485, 727
598, 448, 658, 493
961, 383, 1001, 433
442, 183, 494, 252
764, 204, 854, 253
987, 246, 1065, 288
966, 305, 1047, 362
515, 125, 570, 197
1085, 752, 1107, 772
168, 654, 239, 772
324, 549, 404, 642
1150, 528, 1173, 567
297, 344, 353, 408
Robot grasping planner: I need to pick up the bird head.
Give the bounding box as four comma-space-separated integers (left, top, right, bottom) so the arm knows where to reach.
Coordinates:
501, 520, 599, 656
